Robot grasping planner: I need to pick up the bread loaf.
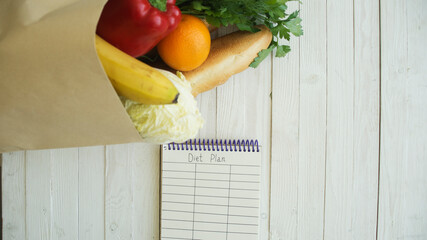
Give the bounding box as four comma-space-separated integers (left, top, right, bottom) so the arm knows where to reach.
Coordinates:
182, 25, 273, 96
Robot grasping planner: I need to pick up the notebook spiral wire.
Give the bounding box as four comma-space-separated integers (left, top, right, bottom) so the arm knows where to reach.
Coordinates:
167, 139, 259, 152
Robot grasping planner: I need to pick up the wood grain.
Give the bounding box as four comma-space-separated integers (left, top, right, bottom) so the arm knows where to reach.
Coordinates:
51, 148, 79, 240
352, 0, 380, 238
269, 1, 300, 239
196, 90, 217, 139
297, 0, 328, 239
78, 146, 105, 240
26, 150, 52, 239
378, 0, 427, 239
324, 0, 357, 238
104, 143, 161, 240
2, 151, 26, 240
105, 144, 133, 240
129, 143, 160, 240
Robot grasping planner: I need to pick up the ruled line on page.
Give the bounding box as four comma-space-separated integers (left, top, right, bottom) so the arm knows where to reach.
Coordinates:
163, 176, 260, 183
162, 169, 260, 176
163, 184, 259, 191
161, 218, 258, 226
162, 227, 258, 235
162, 209, 258, 218
162, 200, 259, 209
162, 192, 259, 200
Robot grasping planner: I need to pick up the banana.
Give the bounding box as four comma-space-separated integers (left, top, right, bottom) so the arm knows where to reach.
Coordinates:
95, 35, 179, 105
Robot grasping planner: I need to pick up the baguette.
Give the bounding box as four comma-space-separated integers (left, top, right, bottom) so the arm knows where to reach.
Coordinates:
183, 25, 272, 96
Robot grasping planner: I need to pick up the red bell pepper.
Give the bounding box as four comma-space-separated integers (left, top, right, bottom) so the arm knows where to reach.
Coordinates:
96, 0, 181, 57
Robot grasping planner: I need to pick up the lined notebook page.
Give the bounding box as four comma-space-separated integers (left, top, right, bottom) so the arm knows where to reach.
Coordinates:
161, 143, 262, 240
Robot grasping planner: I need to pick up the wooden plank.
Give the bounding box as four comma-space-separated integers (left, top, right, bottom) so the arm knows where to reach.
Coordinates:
105, 144, 133, 240
129, 143, 160, 240
196, 89, 217, 139
269, 1, 300, 239
323, 0, 359, 238
50, 148, 79, 240
26, 150, 52, 239
297, 0, 328, 239
378, 0, 427, 239
2, 151, 26, 240
78, 146, 105, 240
352, 0, 380, 238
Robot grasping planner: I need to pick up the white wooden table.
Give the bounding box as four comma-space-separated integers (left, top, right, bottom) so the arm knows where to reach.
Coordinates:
2, 0, 427, 239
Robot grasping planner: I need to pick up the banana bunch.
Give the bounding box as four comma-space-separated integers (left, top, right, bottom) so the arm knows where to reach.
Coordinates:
95, 35, 179, 105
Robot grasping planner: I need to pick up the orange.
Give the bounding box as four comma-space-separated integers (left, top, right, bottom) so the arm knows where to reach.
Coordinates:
157, 15, 211, 71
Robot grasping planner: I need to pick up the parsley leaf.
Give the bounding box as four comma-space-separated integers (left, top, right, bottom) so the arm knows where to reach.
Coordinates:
285, 11, 303, 36
176, 0, 303, 68
250, 44, 275, 68
276, 45, 291, 57
149, 0, 167, 12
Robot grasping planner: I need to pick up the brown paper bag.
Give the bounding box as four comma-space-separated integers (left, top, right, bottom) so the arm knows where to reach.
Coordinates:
0, 0, 143, 153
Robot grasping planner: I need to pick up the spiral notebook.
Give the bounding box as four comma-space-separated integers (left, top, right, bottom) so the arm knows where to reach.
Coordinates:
161, 139, 262, 240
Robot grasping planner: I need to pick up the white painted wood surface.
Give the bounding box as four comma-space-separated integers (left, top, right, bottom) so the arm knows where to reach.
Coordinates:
324, 0, 380, 238
378, 0, 427, 240
270, 1, 303, 239
2, 151, 25, 240
78, 146, 105, 240
51, 148, 79, 240
351, 0, 381, 238
2, 0, 427, 239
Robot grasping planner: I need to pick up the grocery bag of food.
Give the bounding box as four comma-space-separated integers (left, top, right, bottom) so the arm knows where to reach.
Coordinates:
0, 0, 302, 153
0, 0, 209, 153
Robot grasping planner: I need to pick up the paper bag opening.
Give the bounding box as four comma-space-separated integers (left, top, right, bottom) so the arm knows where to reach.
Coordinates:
0, 0, 143, 153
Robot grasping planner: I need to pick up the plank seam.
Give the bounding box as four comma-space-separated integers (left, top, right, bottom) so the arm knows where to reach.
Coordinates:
49, 150, 53, 239
268, 41, 274, 240
375, 1, 382, 240
25, 151, 28, 240
104, 146, 107, 240
322, 0, 329, 239
352, 0, 356, 195
296, 2, 301, 240
77, 149, 80, 240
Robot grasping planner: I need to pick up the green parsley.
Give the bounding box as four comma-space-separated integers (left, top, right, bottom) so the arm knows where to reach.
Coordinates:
176, 0, 303, 68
